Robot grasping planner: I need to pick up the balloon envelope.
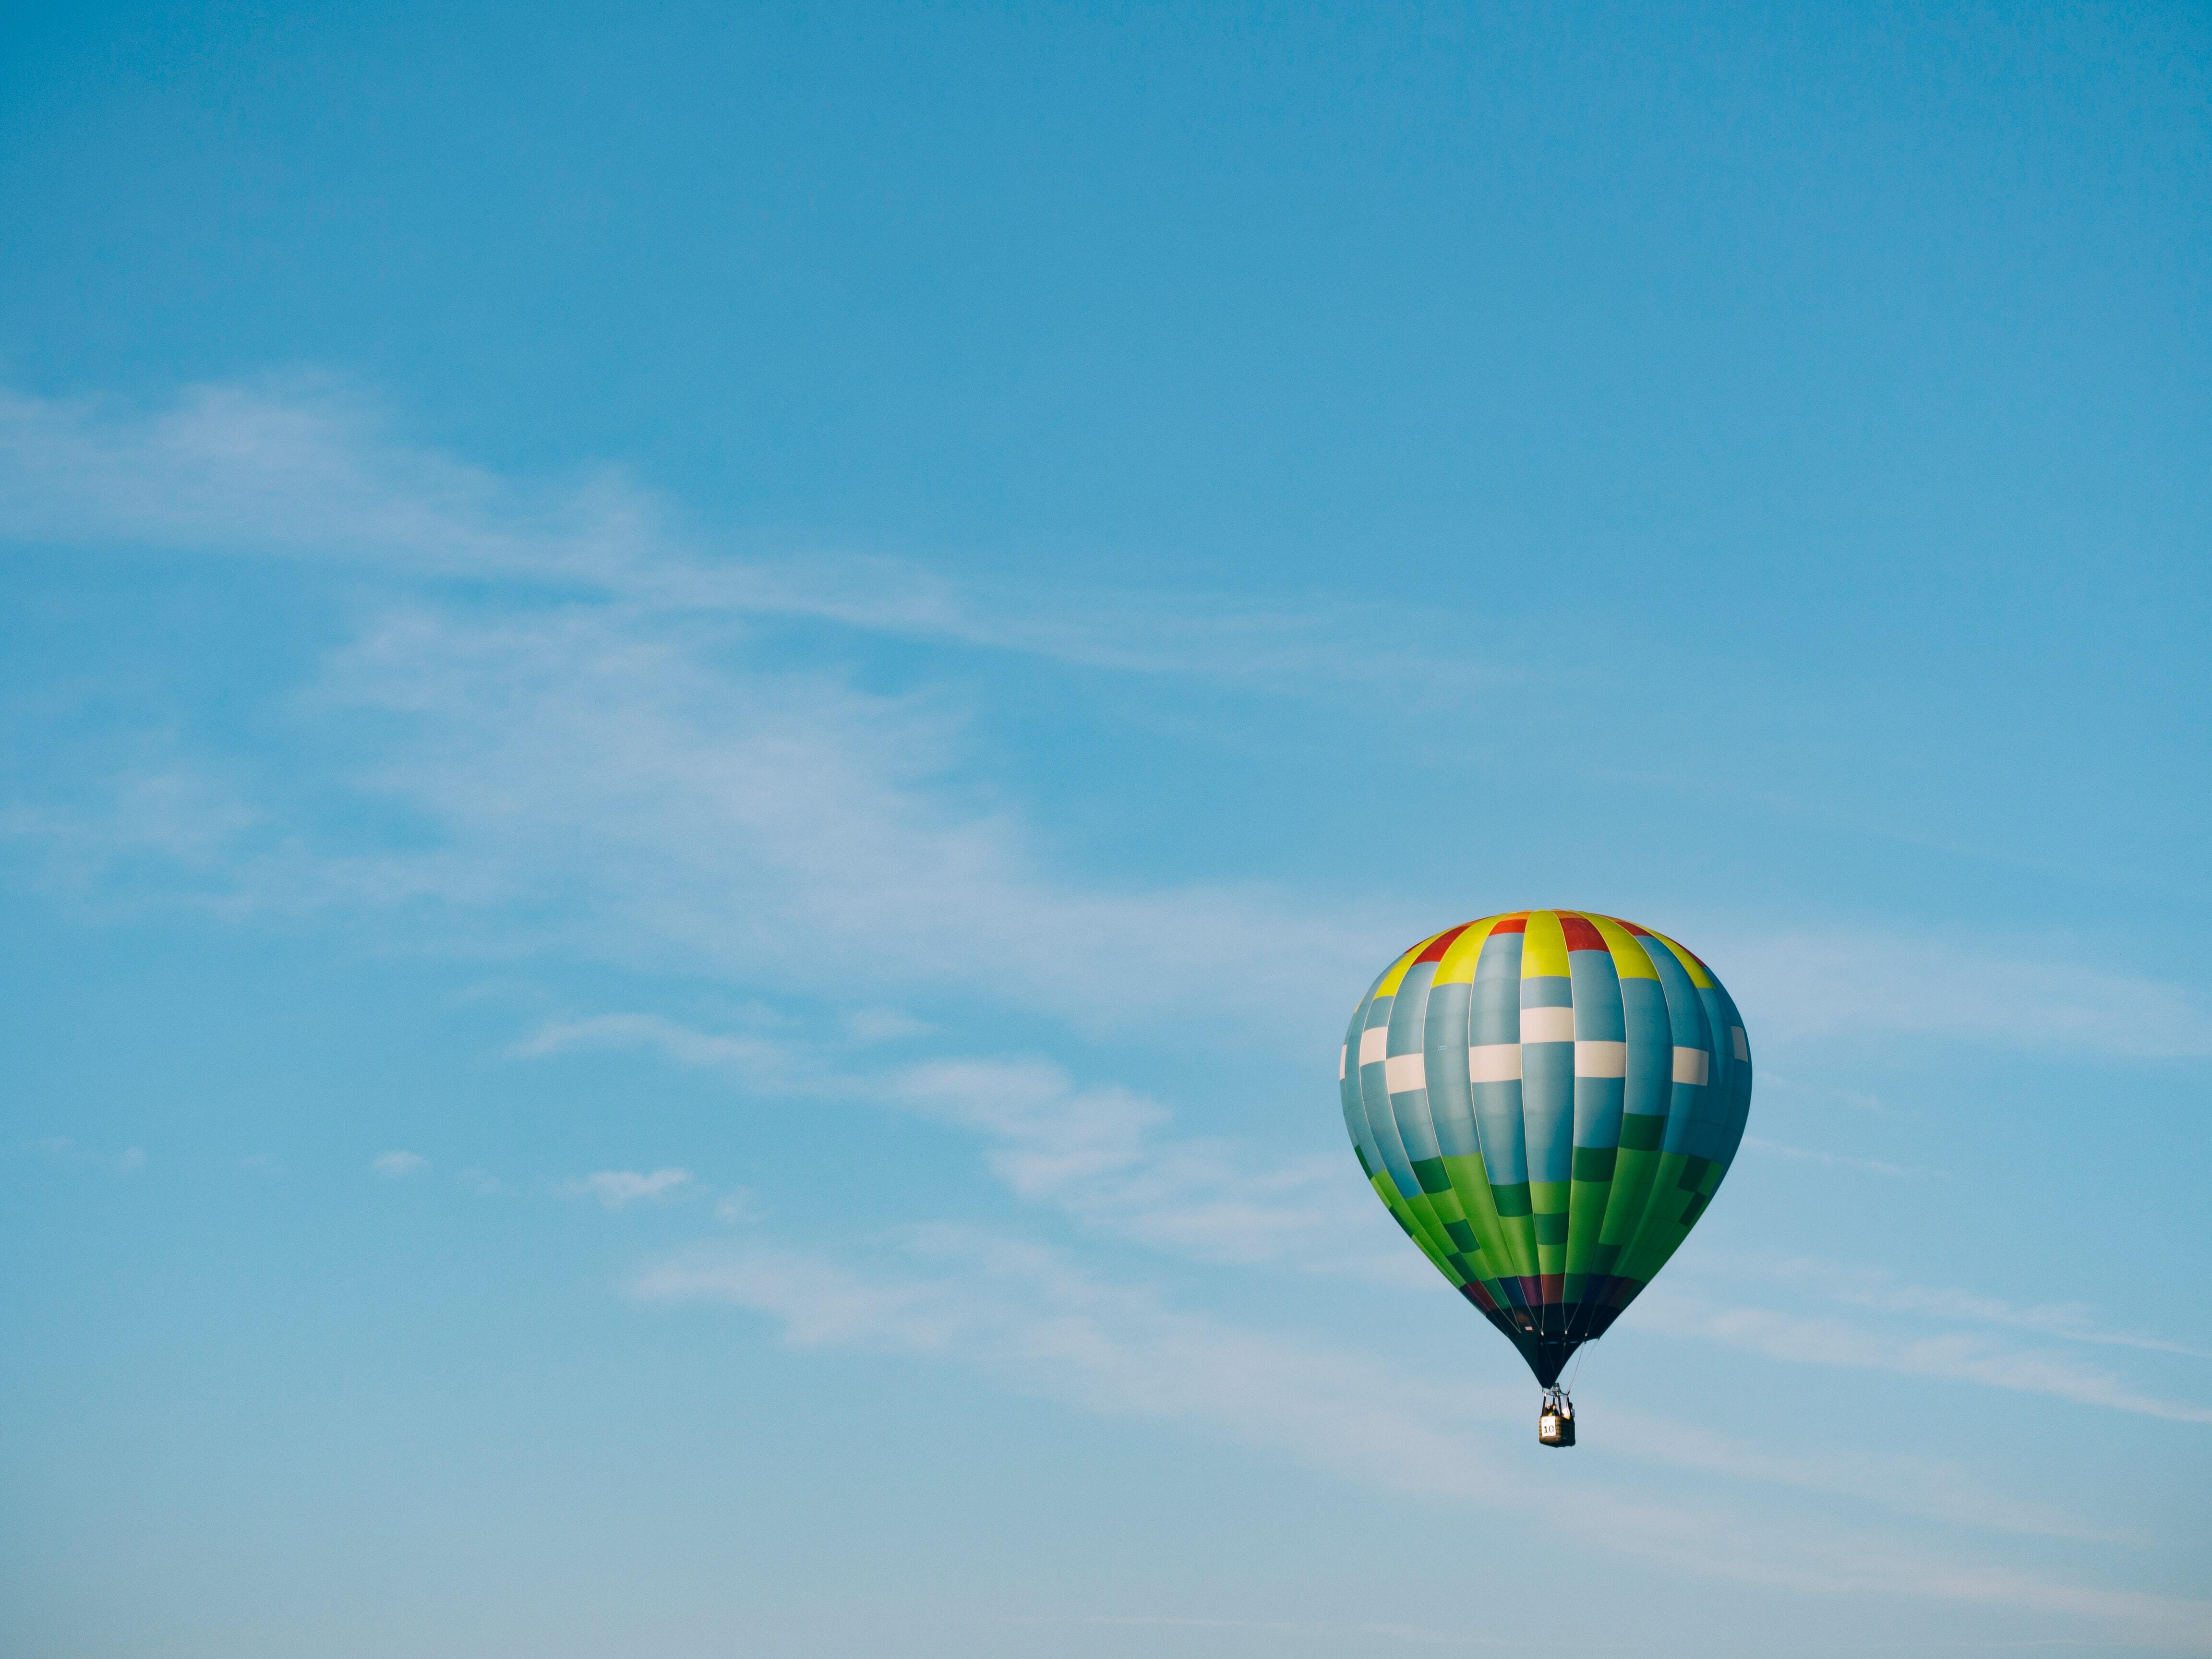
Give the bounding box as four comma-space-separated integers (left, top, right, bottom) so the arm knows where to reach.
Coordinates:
1341, 911, 1752, 1386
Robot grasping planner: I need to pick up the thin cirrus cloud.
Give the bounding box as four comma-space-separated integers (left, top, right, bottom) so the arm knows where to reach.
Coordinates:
530, 1009, 2212, 1422
557, 1168, 697, 1210
8, 593, 1392, 1036
522, 1012, 1410, 1282
7, 379, 2208, 1644
12, 373, 2210, 1463
1628, 1289, 2212, 1425
1687, 1255, 2212, 1361
517, 1014, 799, 1078
1831, 1278, 2212, 1359
631, 1226, 2212, 1645
4, 379, 2209, 1061
1709, 928, 2212, 1060
309, 601, 1389, 1034
1737, 1134, 1928, 1180
16, 588, 2210, 1066
1581, 1402, 2131, 1542
863, 1055, 1401, 1277
0, 379, 1481, 689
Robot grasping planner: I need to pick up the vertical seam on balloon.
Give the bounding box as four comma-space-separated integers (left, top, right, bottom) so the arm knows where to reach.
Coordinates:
1360, 979, 1461, 1275
1615, 930, 1713, 1295
1428, 938, 1517, 1315
1562, 912, 1620, 1346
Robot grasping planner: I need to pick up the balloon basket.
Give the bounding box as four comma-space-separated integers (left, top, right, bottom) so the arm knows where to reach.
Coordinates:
1538, 1389, 1576, 1448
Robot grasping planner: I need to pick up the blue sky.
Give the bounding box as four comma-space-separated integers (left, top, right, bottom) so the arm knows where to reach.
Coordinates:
2, 3, 2209, 1655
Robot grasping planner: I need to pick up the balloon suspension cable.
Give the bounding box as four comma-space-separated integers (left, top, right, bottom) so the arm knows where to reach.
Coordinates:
1564, 1342, 1588, 1399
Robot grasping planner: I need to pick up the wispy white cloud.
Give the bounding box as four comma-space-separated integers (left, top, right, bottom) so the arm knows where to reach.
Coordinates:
519, 1013, 799, 1075
23, 1135, 156, 1176
1832, 1282, 2210, 1360
520, 1014, 1410, 1280
878, 1055, 1407, 1275
371, 1149, 429, 1177
1702, 1258, 2210, 1361
0, 379, 661, 588
1632, 1288, 2212, 1424
528, 1009, 2212, 1403
1755, 1071, 1889, 1115
882, 1056, 1166, 1198
0, 593, 1387, 1034
1585, 1401, 2128, 1541
0, 380, 1479, 689
7, 381, 2211, 1065
713, 1187, 764, 1224
528, 1009, 2212, 1439
635, 1228, 2212, 1643
0, 772, 262, 866
1740, 1134, 1929, 1179
10, 376, 2212, 1641
0, 379, 1407, 1037
842, 1007, 936, 1044
313, 601, 1385, 1032
1711, 928, 2212, 1060
558, 1167, 696, 1210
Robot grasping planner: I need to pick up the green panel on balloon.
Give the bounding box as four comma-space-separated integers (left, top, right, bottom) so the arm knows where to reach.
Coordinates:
1337, 910, 1752, 1391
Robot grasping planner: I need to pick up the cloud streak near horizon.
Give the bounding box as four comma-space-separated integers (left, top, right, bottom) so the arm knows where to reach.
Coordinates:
632, 1228, 2212, 1644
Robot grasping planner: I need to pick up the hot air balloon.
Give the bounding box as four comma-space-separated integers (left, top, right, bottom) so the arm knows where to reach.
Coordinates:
1340, 910, 1751, 1446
